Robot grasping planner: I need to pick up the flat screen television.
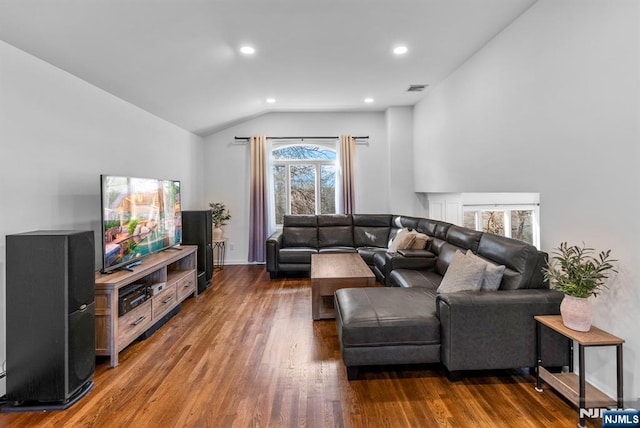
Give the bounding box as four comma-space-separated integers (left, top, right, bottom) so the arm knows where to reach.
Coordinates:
100, 175, 182, 273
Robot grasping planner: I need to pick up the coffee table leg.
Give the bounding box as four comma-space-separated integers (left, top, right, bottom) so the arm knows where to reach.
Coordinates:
312, 280, 320, 320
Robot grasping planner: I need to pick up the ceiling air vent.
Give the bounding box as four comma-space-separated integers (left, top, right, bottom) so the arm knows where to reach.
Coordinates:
407, 84, 428, 92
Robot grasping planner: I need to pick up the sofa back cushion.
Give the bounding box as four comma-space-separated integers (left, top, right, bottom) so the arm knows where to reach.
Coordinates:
392, 215, 421, 231
433, 221, 451, 240
435, 242, 465, 275
317, 214, 352, 227
446, 225, 483, 253
429, 237, 447, 257
352, 214, 392, 227
282, 215, 318, 248
427, 224, 483, 275
476, 233, 539, 290
352, 214, 391, 248
318, 214, 354, 248
416, 218, 440, 236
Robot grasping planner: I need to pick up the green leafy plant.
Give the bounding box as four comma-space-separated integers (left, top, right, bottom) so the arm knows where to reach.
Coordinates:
209, 202, 231, 227
543, 242, 617, 298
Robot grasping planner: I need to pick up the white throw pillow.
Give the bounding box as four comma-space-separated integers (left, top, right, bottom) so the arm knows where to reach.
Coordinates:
388, 228, 416, 252
465, 251, 506, 291
437, 250, 487, 293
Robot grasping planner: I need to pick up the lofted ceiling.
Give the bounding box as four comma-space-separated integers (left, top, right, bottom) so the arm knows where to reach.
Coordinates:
0, 0, 537, 136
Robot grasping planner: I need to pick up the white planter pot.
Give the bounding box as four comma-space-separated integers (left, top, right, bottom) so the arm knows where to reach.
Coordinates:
213, 227, 223, 241
560, 295, 592, 332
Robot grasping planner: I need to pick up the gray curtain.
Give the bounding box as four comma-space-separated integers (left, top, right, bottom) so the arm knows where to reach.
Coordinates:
248, 135, 268, 262
339, 134, 356, 214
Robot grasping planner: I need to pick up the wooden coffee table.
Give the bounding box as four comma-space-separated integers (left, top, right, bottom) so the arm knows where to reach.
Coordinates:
311, 253, 376, 320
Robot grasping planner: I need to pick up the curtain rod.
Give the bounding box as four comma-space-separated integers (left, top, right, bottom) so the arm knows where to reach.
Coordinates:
463, 203, 540, 207
234, 136, 368, 141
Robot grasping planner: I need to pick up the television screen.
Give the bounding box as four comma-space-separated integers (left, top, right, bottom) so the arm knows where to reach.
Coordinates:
100, 175, 182, 272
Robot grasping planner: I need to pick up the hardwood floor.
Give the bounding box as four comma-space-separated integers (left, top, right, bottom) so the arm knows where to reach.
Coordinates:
1, 265, 599, 427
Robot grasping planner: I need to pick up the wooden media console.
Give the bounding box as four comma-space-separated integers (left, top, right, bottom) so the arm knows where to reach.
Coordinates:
94, 245, 198, 367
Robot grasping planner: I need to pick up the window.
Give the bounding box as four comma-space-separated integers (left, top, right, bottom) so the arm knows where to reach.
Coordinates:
271, 144, 337, 225
463, 205, 539, 248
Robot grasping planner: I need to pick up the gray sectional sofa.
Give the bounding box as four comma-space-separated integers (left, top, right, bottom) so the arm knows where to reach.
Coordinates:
266, 214, 569, 380
266, 213, 440, 278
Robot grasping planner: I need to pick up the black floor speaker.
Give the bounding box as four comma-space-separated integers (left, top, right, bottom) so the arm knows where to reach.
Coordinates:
182, 210, 213, 293
4, 230, 96, 411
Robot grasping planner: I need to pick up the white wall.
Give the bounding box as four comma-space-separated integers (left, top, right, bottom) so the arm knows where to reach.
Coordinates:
0, 41, 204, 395
386, 106, 426, 216
414, 0, 640, 402
203, 110, 420, 264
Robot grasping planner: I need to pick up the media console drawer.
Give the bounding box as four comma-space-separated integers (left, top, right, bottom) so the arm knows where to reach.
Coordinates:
118, 300, 152, 350
152, 283, 177, 319
176, 273, 196, 302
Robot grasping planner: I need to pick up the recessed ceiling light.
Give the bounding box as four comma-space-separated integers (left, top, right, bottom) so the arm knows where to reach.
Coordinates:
266, 98, 276, 104
240, 46, 255, 55
393, 46, 408, 55
364, 97, 374, 103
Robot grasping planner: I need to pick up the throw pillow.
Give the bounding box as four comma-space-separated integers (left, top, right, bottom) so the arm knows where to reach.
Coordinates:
437, 250, 487, 293
410, 232, 430, 250
465, 251, 506, 291
388, 228, 415, 252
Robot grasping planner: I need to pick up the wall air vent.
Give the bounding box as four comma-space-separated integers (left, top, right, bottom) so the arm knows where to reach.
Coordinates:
407, 84, 428, 92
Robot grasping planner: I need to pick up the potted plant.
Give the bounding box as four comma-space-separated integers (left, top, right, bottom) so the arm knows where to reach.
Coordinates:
209, 202, 231, 240
543, 242, 617, 331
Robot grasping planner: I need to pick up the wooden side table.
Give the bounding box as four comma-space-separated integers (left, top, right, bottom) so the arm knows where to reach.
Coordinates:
212, 239, 226, 271
534, 315, 624, 428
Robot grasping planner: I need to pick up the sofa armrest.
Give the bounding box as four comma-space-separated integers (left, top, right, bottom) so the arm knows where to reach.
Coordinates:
266, 230, 283, 276
397, 249, 435, 258
382, 251, 436, 286
437, 289, 570, 372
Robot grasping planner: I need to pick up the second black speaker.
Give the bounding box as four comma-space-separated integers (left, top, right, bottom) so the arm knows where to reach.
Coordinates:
182, 210, 213, 293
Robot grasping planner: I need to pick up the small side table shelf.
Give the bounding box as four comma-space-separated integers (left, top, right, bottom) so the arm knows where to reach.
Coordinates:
535, 315, 624, 428
212, 239, 226, 271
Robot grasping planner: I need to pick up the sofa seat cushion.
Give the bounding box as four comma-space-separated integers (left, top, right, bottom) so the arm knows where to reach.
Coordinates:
357, 247, 387, 265
335, 287, 440, 347
279, 247, 318, 264
390, 269, 442, 291
318, 246, 357, 254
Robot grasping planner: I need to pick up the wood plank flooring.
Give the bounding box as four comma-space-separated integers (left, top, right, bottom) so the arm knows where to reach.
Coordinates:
1, 265, 600, 427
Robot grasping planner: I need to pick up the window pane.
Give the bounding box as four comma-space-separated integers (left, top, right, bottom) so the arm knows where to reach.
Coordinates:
482, 211, 505, 236
273, 165, 286, 224
511, 210, 534, 244
320, 165, 336, 214
290, 164, 316, 215
273, 145, 336, 160
463, 211, 477, 230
